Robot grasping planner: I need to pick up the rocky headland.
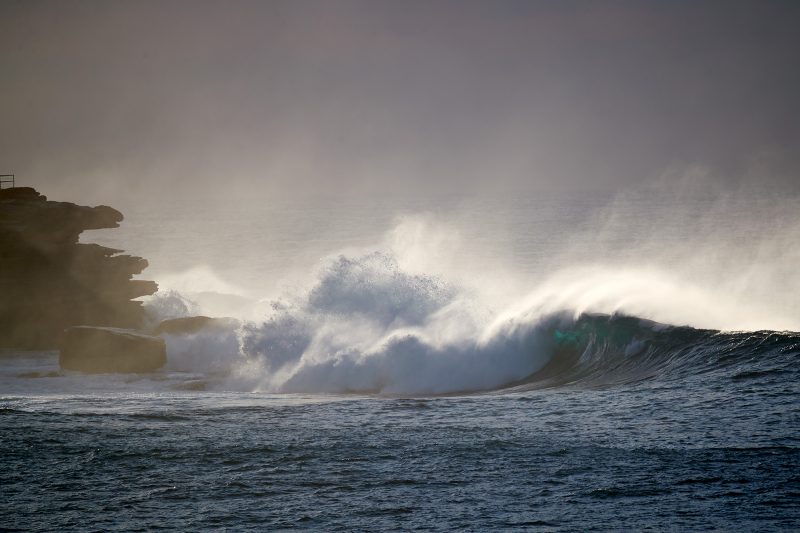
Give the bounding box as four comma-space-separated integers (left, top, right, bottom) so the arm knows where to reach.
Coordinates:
0, 187, 158, 349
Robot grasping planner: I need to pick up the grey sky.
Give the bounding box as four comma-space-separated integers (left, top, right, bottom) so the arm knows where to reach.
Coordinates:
1, 0, 799, 206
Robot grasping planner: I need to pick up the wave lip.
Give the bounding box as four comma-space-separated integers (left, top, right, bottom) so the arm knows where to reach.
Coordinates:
505, 314, 800, 392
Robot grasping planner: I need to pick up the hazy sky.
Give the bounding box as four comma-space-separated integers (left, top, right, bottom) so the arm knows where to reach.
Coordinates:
2, 0, 799, 206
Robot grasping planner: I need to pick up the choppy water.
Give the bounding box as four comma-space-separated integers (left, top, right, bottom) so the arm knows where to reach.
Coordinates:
2, 347, 798, 531
2, 190, 800, 530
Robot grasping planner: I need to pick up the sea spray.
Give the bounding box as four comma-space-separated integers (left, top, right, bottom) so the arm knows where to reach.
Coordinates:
137, 187, 800, 394
144, 247, 557, 394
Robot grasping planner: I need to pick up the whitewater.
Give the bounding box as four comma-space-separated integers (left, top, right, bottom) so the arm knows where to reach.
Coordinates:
2, 186, 799, 530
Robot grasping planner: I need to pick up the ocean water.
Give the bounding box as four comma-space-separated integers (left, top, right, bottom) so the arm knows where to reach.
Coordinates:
2, 190, 799, 530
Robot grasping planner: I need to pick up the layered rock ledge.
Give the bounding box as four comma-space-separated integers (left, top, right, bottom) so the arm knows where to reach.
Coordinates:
60, 326, 166, 373
0, 187, 157, 349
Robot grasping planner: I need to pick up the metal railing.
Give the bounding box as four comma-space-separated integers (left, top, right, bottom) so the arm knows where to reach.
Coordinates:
0, 174, 15, 189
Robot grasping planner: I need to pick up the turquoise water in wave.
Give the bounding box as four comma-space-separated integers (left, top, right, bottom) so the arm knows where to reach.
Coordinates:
2, 191, 800, 530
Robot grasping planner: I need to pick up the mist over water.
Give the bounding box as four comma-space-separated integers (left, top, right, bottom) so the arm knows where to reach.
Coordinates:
76, 179, 800, 395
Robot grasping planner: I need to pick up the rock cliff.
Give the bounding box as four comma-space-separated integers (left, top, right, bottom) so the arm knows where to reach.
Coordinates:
0, 187, 157, 348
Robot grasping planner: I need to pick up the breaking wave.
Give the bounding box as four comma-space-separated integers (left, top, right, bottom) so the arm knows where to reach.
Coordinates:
146, 248, 800, 396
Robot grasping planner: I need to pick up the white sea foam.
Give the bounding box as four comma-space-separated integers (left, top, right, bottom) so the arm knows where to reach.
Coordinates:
135, 183, 800, 395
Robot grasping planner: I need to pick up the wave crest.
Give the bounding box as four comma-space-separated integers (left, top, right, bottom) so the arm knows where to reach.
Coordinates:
152, 247, 800, 396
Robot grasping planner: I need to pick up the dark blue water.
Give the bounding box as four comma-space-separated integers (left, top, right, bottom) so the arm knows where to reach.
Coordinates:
2, 317, 799, 531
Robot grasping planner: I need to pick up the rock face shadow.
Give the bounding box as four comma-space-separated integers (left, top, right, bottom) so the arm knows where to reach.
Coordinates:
0, 187, 158, 349
59, 326, 166, 373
